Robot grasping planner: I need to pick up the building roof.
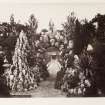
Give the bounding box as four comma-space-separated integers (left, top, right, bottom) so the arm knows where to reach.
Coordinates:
46, 47, 59, 52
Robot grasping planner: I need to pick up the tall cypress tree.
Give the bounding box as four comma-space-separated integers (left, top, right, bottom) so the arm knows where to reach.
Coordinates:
8, 30, 38, 92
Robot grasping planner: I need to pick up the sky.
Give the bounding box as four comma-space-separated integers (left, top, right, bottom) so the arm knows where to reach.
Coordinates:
0, 1, 105, 32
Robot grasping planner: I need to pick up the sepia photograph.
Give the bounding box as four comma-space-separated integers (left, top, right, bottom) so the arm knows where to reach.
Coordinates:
0, 0, 105, 99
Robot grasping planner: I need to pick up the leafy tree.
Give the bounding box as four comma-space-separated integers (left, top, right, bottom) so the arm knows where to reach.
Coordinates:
28, 14, 38, 33
10, 14, 15, 25
73, 19, 95, 55
73, 19, 82, 54
91, 14, 105, 94
49, 19, 54, 33
62, 12, 76, 40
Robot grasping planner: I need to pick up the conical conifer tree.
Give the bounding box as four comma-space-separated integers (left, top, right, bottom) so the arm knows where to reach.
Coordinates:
9, 30, 39, 92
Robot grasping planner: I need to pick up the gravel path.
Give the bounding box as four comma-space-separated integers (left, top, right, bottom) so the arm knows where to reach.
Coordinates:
31, 78, 66, 97
11, 77, 66, 97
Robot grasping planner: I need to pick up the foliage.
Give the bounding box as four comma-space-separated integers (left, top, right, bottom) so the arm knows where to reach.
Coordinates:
7, 31, 39, 92
62, 12, 76, 40
73, 19, 95, 55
